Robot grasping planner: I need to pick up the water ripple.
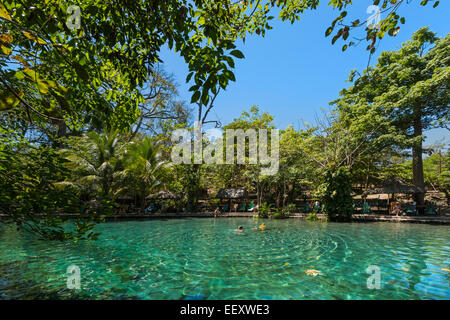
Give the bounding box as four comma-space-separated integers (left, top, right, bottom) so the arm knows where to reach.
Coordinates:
0, 219, 448, 299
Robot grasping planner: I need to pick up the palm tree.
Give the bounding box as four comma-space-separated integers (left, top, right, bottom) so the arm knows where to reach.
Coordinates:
118, 137, 168, 210
61, 130, 125, 198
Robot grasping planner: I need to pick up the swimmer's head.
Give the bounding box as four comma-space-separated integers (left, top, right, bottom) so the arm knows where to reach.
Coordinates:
238, 226, 243, 231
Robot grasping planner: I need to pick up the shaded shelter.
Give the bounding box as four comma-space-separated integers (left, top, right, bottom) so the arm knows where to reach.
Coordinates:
363, 177, 425, 213
215, 188, 248, 212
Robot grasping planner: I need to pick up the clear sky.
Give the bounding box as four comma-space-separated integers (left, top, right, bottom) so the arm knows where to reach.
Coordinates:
160, 1, 449, 148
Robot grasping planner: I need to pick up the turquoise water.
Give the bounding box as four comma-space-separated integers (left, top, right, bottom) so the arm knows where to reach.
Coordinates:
0, 218, 449, 300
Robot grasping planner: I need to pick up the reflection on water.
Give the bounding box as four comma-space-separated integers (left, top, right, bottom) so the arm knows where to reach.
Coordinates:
0, 219, 449, 299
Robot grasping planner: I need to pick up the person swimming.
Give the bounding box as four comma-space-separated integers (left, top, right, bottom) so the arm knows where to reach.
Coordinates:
237, 226, 244, 232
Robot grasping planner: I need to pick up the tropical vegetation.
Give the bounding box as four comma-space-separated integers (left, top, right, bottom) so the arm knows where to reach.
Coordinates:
0, 1, 448, 239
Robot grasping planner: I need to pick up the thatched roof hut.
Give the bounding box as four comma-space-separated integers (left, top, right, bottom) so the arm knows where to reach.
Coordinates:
363, 177, 425, 196
146, 190, 179, 200
216, 188, 247, 199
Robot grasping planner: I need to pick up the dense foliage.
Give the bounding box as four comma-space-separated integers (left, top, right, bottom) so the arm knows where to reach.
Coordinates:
321, 167, 354, 222
332, 27, 449, 211
0, 130, 102, 240
0, 1, 447, 239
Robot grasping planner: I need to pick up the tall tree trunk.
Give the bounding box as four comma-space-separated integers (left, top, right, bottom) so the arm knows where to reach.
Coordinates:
57, 120, 67, 138
365, 160, 370, 189
52, 120, 67, 148
256, 182, 260, 207
412, 111, 425, 214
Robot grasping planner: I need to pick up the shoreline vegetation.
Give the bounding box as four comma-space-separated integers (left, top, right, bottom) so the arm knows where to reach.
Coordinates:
0, 1, 449, 304
1, 213, 449, 225
0, 2, 448, 241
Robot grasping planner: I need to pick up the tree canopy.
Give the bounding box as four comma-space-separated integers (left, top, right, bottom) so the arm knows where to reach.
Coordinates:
0, 1, 447, 239
332, 27, 449, 210
1, 0, 441, 129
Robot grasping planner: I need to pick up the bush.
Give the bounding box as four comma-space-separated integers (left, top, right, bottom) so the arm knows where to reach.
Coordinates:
321, 167, 354, 222
283, 203, 296, 216
258, 202, 272, 218
273, 211, 287, 219
306, 212, 319, 221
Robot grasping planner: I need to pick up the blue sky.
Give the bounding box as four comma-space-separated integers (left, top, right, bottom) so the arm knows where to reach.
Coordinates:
160, 1, 449, 148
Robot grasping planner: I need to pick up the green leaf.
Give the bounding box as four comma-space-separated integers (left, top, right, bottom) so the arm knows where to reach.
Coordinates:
230, 50, 245, 59
15, 70, 25, 80
219, 76, 228, 89
0, 3, 11, 20
191, 91, 201, 103
223, 70, 236, 82
23, 68, 37, 80
332, 35, 339, 45
0, 44, 11, 55
225, 57, 235, 68
186, 72, 194, 83
0, 90, 22, 110
22, 31, 47, 45
201, 90, 209, 105
189, 84, 199, 92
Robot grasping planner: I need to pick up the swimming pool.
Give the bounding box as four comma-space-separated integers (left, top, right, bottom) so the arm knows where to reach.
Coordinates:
0, 218, 449, 299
